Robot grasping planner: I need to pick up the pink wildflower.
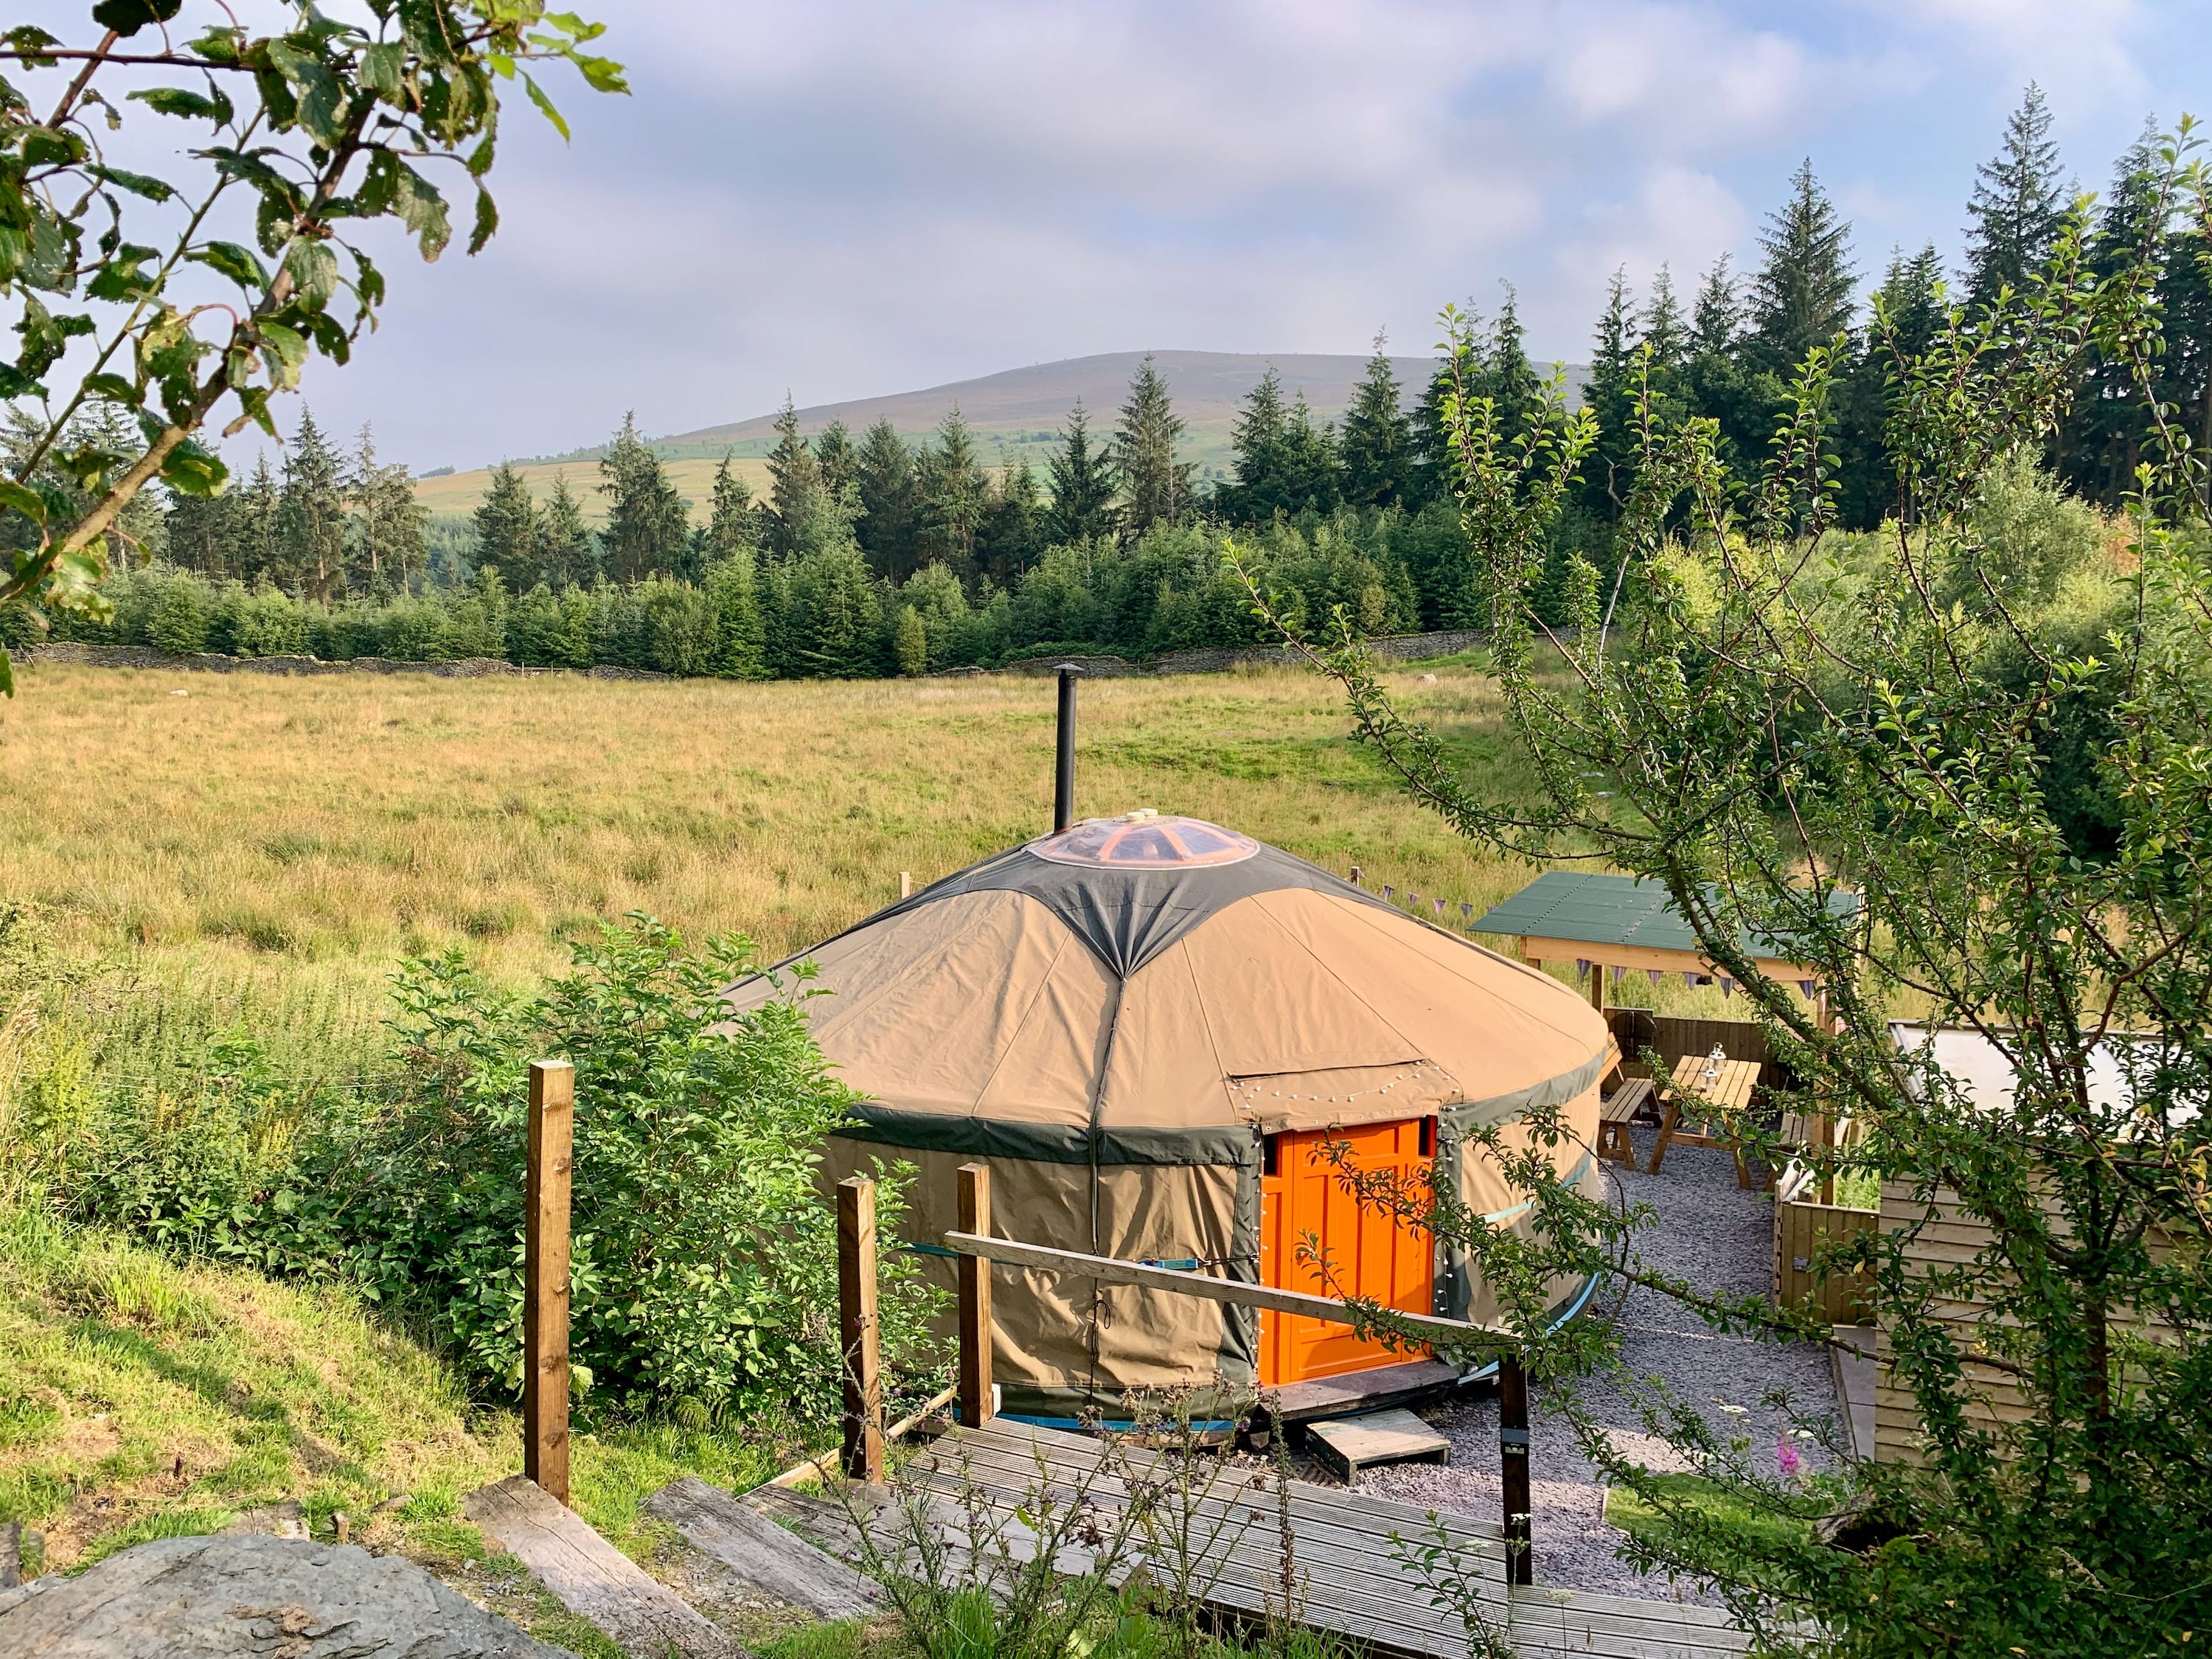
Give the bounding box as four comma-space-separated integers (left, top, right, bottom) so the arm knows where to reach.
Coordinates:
1776, 1439, 1802, 1480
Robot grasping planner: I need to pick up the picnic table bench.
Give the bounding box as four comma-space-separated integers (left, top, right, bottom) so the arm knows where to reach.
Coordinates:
1649, 1054, 1763, 1187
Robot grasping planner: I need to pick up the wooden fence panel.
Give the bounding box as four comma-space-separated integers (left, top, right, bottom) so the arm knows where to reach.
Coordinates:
1772, 1197, 1876, 1324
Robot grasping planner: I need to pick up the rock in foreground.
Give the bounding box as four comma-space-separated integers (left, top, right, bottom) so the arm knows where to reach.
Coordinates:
0, 1533, 571, 1658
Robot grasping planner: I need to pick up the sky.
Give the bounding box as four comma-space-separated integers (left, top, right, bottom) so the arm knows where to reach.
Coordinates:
28, 1, 2212, 472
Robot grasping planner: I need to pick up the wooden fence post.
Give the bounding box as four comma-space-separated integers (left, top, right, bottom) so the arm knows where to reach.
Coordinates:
899, 870, 913, 900
524, 1059, 575, 1506
1499, 1350, 1533, 1586
957, 1162, 994, 1427
837, 1176, 885, 1482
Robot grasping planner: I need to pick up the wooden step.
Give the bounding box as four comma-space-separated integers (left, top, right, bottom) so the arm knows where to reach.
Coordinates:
465, 1476, 740, 1659
647, 1476, 883, 1622
1268, 1357, 1470, 1424
1304, 1408, 1453, 1481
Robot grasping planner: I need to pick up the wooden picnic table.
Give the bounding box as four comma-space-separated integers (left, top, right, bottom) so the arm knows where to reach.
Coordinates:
1649, 1054, 1763, 1188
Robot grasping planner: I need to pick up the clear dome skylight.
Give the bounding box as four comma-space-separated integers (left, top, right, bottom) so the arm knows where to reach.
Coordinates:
1028, 812, 1260, 869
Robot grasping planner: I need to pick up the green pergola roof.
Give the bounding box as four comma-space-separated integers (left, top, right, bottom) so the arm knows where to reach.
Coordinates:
1471, 871, 1859, 965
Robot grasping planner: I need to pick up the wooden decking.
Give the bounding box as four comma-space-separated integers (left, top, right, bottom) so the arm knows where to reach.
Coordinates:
754, 1418, 1752, 1659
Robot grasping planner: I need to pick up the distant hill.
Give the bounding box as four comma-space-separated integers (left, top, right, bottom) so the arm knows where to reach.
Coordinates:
414, 349, 1587, 521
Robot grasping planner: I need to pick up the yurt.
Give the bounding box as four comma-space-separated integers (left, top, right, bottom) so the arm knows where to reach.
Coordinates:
720, 810, 1610, 1424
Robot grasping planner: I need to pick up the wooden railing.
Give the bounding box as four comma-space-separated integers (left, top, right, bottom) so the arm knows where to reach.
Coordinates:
833, 1162, 1541, 1586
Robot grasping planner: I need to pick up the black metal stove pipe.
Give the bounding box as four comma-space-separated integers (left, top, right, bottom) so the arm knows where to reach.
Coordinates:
1054, 664, 1079, 832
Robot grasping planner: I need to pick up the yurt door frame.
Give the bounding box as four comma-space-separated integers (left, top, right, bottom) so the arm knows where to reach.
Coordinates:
1256, 1116, 1436, 1386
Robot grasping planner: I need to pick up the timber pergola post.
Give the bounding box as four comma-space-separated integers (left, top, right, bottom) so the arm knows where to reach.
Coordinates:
837, 1176, 886, 1483
957, 1163, 994, 1427
524, 1059, 575, 1506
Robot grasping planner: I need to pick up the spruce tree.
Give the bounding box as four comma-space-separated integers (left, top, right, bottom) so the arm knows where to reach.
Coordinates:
1223, 365, 1289, 524
1964, 83, 2067, 312
163, 485, 239, 577
1484, 285, 1543, 443
1837, 243, 1948, 529
917, 407, 984, 574
275, 407, 349, 603
234, 453, 281, 586
1690, 253, 1744, 359
1747, 159, 1857, 376
855, 417, 917, 579
814, 418, 858, 507
1579, 270, 1638, 518
1638, 266, 1688, 368
598, 413, 689, 582
764, 396, 820, 560
1686, 253, 1758, 479
976, 460, 1044, 586
347, 424, 426, 594
1113, 355, 1193, 535
1337, 333, 1414, 510
473, 461, 540, 587
1275, 392, 1343, 518
1045, 400, 1117, 545
538, 471, 597, 590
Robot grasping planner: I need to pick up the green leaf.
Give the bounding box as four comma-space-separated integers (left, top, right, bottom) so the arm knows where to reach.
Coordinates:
185, 240, 269, 291
360, 41, 406, 99
282, 240, 338, 309
256, 320, 308, 388
361, 153, 451, 260
19, 126, 83, 168
84, 372, 143, 407
90, 0, 182, 38
574, 55, 628, 96
160, 441, 227, 498
265, 40, 347, 145
0, 225, 25, 285
467, 188, 498, 256
88, 164, 176, 203
3, 25, 60, 60
128, 86, 229, 122
0, 479, 47, 524
467, 132, 495, 179
521, 73, 569, 142
201, 147, 305, 213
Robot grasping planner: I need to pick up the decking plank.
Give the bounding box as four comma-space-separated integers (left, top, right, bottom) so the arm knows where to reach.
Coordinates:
645, 1475, 883, 1621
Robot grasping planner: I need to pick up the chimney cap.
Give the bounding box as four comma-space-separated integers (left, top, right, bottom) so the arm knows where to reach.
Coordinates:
1054, 661, 1084, 674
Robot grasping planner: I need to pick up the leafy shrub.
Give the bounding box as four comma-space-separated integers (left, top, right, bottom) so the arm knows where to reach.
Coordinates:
21, 916, 944, 1424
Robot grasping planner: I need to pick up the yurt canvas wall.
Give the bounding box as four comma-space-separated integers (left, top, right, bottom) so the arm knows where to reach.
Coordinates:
723, 815, 1610, 1422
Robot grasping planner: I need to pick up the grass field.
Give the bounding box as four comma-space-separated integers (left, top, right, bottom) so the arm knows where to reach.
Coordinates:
0, 658, 1552, 995
411, 453, 776, 526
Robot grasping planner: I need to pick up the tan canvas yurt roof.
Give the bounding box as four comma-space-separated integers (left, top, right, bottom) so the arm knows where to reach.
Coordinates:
721, 812, 1610, 1419
723, 812, 1608, 1153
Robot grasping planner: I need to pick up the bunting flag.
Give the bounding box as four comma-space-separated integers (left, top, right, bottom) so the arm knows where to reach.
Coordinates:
1461, 902, 1472, 919
1576, 959, 1591, 978
1798, 980, 1818, 998
1409, 891, 1421, 908
1611, 965, 1624, 984
1647, 970, 1663, 985
1433, 898, 1445, 917
1382, 885, 1394, 900
1684, 971, 1700, 987
1719, 978, 1736, 998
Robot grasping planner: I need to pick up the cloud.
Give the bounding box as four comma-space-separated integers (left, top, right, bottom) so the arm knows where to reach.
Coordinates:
83, 0, 2199, 471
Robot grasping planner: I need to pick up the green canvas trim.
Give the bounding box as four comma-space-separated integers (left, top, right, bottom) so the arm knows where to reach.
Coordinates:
840, 1103, 1261, 1168
1441, 1050, 1607, 1133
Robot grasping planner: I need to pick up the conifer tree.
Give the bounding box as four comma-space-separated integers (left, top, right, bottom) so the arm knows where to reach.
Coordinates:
814, 419, 859, 507
1579, 270, 1638, 518
1690, 253, 1745, 360
234, 454, 282, 586
855, 417, 918, 579
473, 462, 540, 588
598, 413, 689, 582
163, 485, 239, 578
1275, 392, 1343, 518
275, 407, 349, 604
1114, 355, 1194, 534
1046, 400, 1117, 545
1483, 285, 1543, 443
977, 460, 1044, 586
893, 603, 928, 676
700, 456, 765, 678
347, 424, 427, 593
1964, 83, 2067, 312
1223, 366, 1289, 524
703, 455, 757, 562
917, 407, 985, 574
1837, 243, 1948, 529
538, 472, 598, 590
1686, 253, 1757, 477
1747, 159, 1857, 375
1337, 334, 1415, 510
765, 397, 820, 560
1638, 266, 1688, 368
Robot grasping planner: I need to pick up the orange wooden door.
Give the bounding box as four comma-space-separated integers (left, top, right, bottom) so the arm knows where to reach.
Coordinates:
1256, 1119, 1436, 1385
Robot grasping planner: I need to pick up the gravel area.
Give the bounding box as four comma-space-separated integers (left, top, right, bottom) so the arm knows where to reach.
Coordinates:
1355, 1128, 1842, 1602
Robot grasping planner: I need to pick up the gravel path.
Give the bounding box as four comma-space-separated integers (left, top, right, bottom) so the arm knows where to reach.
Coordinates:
1355, 1129, 1842, 1602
